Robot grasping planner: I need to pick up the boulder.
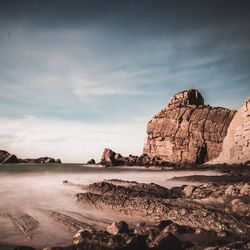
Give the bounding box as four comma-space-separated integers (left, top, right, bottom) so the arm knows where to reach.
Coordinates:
101, 148, 123, 166
143, 89, 236, 164
106, 221, 129, 235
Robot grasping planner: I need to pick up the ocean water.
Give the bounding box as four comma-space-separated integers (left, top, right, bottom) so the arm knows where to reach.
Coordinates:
0, 164, 219, 248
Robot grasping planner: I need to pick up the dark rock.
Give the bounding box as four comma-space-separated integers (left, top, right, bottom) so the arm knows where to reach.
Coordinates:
21, 157, 61, 164
2, 153, 19, 164
0, 150, 19, 163
106, 221, 129, 235
87, 159, 96, 164
150, 228, 183, 250
72, 228, 148, 250
11, 246, 37, 250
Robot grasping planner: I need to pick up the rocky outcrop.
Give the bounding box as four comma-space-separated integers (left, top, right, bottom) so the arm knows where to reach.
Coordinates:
101, 148, 171, 167
0, 150, 19, 164
76, 180, 248, 234
0, 149, 62, 164
19, 157, 62, 164
87, 159, 96, 164
212, 97, 250, 164
143, 89, 236, 164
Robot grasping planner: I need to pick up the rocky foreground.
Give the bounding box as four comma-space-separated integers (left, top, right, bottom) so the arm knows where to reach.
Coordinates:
29, 169, 248, 250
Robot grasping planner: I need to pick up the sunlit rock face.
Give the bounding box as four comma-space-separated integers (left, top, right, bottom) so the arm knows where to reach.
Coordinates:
213, 97, 250, 164
143, 89, 236, 164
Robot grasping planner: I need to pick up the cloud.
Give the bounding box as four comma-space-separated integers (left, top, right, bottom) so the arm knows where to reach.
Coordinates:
0, 116, 147, 163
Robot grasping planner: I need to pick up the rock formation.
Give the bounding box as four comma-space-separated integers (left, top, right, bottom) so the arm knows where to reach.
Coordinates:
0, 150, 19, 163
0, 149, 61, 164
76, 179, 248, 234
101, 148, 171, 167
212, 97, 250, 164
143, 89, 236, 164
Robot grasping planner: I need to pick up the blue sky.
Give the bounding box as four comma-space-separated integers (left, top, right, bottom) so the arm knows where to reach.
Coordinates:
0, 0, 249, 162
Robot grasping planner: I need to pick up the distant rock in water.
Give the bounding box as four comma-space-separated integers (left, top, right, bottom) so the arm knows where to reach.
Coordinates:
143, 89, 236, 164
212, 97, 250, 164
87, 159, 96, 164
0, 150, 19, 164
0, 150, 62, 164
20, 157, 62, 164
101, 148, 171, 167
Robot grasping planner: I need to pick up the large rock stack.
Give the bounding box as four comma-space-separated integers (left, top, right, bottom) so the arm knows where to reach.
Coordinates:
143, 89, 236, 165
213, 97, 250, 164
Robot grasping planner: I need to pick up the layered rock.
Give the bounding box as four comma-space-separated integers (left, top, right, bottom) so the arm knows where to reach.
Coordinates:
212, 97, 250, 164
76, 180, 248, 234
143, 89, 236, 164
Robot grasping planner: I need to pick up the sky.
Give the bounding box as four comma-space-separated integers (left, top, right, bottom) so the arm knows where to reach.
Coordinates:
0, 0, 250, 163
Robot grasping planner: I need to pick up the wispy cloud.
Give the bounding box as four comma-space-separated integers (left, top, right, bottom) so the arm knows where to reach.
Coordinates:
0, 116, 146, 162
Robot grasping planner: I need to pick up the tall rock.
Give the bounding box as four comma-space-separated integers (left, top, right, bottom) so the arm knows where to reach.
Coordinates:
143, 89, 236, 164
212, 97, 250, 164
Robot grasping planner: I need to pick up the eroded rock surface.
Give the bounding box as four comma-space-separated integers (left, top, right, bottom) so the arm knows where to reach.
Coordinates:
213, 97, 250, 164
143, 89, 236, 164
76, 180, 248, 234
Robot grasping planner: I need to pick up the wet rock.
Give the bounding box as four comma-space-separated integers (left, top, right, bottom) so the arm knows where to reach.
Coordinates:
106, 221, 129, 235
88, 180, 175, 199
72, 228, 148, 250
47, 210, 94, 233
164, 222, 195, 235
12, 247, 37, 250
76, 183, 247, 234
150, 228, 183, 250
55, 159, 62, 163
217, 230, 228, 238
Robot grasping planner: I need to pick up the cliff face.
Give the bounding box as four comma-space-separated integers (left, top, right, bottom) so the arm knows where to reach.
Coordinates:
143, 89, 236, 164
213, 97, 250, 164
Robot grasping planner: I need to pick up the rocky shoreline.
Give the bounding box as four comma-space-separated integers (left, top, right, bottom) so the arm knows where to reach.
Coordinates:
37, 168, 248, 250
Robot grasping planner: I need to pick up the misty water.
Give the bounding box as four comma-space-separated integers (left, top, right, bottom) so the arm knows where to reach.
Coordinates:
0, 164, 219, 248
